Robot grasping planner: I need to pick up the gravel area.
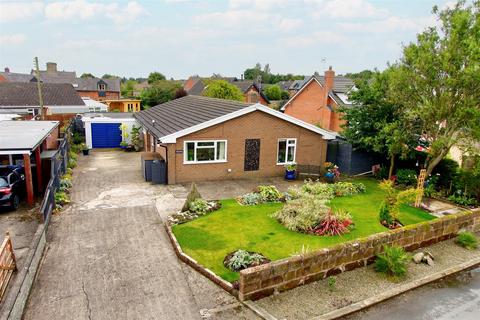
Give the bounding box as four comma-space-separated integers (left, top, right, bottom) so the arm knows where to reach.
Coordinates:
255, 235, 480, 320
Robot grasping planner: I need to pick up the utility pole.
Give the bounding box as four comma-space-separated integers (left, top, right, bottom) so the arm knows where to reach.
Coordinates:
34, 57, 45, 120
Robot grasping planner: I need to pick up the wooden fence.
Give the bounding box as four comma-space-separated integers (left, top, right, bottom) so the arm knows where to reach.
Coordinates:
0, 232, 17, 302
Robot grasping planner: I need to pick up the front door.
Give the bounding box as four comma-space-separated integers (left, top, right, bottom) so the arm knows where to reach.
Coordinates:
244, 139, 260, 171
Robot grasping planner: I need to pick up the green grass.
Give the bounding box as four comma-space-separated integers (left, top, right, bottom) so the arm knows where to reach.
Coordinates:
172, 178, 435, 282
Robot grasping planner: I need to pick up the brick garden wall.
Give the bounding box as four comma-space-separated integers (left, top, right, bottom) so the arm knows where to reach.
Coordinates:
239, 209, 480, 301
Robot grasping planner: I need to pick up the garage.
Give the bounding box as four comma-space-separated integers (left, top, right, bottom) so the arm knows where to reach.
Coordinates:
91, 123, 122, 148
82, 113, 139, 149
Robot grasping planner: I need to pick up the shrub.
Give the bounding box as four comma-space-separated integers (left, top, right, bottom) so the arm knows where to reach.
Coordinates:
301, 181, 335, 200
257, 185, 281, 202
67, 158, 77, 169
272, 195, 330, 232
379, 180, 419, 222
238, 192, 263, 205
62, 173, 72, 181
379, 201, 394, 226
189, 198, 209, 214
375, 166, 389, 180
455, 232, 478, 250
55, 191, 70, 206
396, 169, 417, 186
66, 168, 73, 175
374, 245, 409, 278
70, 144, 81, 154
311, 209, 353, 236
333, 182, 366, 196
69, 151, 78, 162
59, 178, 72, 192
225, 250, 266, 272
433, 158, 459, 190
72, 132, 84, 145
448, 193, 477, 206
327, 276, 336, 292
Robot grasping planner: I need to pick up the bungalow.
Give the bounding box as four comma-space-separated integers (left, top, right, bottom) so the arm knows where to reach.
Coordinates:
134, 95, 335, 184
184, 76, 270, 105
0, 82, 88, 118
281, 67, 354, 132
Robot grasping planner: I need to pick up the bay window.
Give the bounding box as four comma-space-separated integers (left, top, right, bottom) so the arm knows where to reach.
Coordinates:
277, 138, 296, 164
184, 140, 227, 163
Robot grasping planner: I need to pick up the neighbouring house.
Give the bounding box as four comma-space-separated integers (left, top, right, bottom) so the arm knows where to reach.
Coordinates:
0, 82, 88, 118
0, 120, 60, 205
134, 95, 335, 184
0, 63, 121, 101
281, 67, 354, 132
82, 113, 138, 149
104, 99, 142, 112
183, 76, 270, 105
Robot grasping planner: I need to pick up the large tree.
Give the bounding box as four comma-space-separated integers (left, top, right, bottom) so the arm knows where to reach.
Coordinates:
390, 1, 480, 175
341, 70, 417, 177
147, 71, 166, 84
140, 80, 181, 108
203, 80, 244, 101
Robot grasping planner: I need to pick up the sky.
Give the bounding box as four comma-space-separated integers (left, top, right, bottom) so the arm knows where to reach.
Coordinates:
0, 0, 455, 79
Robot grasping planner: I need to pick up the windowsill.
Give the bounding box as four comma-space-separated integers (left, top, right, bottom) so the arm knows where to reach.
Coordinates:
276, 162, 295, 166
183, 160, 228, 165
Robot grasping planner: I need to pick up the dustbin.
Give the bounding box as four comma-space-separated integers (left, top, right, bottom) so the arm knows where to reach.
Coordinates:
151, 159, 167, 184
144, 160, 154, 182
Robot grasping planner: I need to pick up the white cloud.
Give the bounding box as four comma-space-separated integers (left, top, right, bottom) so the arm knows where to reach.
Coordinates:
338, 16, 436, 34
278, 18, 304, 32
0, 34, 26, 45
229, 0, 289, 11
44, 1, 147, 23
281, 31, 350, 48
308, 0, 389, 19
0, 2, 44, 23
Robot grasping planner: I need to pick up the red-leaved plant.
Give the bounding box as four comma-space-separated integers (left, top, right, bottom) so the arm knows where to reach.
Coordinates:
312, 210, 352, 236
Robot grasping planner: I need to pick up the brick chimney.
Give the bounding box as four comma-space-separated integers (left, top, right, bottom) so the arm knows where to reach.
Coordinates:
46, 62, 57, 73
4, 67, 9, 73
324, 66, 335, 93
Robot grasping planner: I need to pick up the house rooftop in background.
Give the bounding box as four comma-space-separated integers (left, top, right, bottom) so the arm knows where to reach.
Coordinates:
1, 63, 121, 102
0, 82, 87, 116
183, 76, 269, 105
135, 95, 335, 143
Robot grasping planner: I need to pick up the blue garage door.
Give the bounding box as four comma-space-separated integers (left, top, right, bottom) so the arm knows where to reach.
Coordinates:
91, 123, 122, 148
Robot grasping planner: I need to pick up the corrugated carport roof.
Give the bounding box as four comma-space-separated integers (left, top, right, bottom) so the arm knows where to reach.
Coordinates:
0, 120, 59, 154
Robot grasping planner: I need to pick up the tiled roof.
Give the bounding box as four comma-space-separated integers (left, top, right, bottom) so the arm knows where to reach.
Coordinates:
0, 72, 35, 82
36, 70, 77, 83
134, 95, 253, 138
72, 77, 121, 92
312, 75, 354, 93
0, 82, 85, 106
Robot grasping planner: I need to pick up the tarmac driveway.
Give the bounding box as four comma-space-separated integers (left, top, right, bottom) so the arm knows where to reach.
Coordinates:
23, 150, 231, 320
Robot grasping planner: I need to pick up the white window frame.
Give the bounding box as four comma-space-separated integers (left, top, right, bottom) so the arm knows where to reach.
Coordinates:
276, 138, 297, 165
98, 83, 106, 91
183, 140, 228, 164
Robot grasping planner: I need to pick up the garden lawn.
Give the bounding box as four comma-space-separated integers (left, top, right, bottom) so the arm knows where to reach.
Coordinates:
172, 178, 436, 282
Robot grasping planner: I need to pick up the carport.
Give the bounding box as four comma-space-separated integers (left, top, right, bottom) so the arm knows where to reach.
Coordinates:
0, 121, 60, 205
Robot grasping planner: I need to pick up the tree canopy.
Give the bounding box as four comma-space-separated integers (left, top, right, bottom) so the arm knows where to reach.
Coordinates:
389, 1, 480, 175
264, 85, 282, 100
243, 63, 304, 84
140, 80, 181, 108
202, 80, 244, 101
147, 71, 166, 84
80, 73, 95, 79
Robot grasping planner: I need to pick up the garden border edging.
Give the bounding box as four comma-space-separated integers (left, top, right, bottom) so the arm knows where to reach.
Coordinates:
239, 209, 480, 301
164, 222, 237, 297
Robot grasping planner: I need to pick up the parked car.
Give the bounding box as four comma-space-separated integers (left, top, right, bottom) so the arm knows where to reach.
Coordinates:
0, 166, 26, 210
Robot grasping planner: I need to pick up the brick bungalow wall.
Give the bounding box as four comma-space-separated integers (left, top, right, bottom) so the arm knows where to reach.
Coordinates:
164, 110, 328, 184
77, 90, 119, 101
239, 209, 480, 301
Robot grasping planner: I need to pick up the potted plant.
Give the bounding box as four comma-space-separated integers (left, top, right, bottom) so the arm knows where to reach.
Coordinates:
324, 162, 339, 183
80, 143, 89, 155
284, 163, 296, 180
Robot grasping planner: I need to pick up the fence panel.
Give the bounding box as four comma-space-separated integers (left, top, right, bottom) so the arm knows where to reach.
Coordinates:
0, 233, 17, 302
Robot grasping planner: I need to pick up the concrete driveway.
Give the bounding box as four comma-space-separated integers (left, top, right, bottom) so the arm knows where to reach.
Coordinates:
23, 150, 258, 320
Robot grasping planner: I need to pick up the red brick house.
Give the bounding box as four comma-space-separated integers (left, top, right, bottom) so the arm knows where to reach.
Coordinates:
184, 76, 270, 105
281, 67, 354, 132
134, 95, 335, 184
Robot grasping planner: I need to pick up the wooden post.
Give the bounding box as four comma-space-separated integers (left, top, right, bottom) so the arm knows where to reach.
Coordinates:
35, 147, 43, 193
415, 169, 427, 207
5, 232, 16, 271
23, 154, 34, 205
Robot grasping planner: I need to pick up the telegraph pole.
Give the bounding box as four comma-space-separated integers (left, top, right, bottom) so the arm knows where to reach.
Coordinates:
34, 57, 45, 120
